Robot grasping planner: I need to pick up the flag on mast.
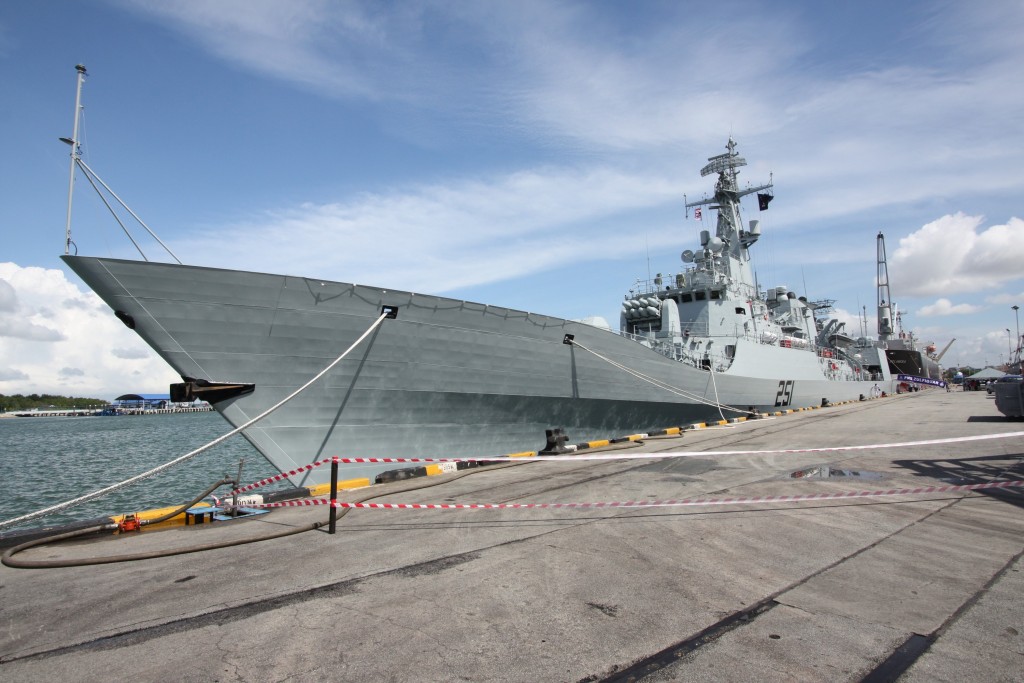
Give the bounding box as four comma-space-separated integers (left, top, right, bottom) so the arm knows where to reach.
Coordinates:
694, 207, 702, 220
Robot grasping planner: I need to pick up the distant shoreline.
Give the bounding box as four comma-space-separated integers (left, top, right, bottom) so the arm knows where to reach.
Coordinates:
1, 405, 213, 419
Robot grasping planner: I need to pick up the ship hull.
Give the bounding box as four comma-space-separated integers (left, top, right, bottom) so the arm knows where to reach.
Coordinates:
64, 256, 892, 486
885, 348, 941, 380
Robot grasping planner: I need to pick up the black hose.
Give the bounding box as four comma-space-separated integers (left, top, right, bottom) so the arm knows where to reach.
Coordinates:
1, 520, 324, 568
0, 476, 319, 569
2, 523, 114, 568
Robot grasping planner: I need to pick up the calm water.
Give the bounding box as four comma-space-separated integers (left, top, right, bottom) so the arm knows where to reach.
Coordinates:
0, 412, 289, 533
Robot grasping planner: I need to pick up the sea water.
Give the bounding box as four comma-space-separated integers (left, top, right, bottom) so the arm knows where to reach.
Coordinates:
0, 412, 288, 533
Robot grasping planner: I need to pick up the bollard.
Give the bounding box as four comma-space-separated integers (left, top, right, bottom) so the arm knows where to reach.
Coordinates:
540, 428, 570, 454
328, 456, 339, 534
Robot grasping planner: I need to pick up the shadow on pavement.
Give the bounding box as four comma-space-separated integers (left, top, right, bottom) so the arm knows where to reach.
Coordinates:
893, 452, 1024, 509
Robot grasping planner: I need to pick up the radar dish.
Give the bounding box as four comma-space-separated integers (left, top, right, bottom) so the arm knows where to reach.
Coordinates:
700, 153, 747, 177
681, 250, 694, 263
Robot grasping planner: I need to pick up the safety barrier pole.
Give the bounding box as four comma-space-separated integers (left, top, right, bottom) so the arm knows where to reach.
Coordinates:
231, 457, 244, 517
328, 457, 339, 534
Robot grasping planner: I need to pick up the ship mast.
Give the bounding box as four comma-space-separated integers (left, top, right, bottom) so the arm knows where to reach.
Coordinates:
876, 232, 894, 340
684, 138, 772, 281
62, 64, 87, 255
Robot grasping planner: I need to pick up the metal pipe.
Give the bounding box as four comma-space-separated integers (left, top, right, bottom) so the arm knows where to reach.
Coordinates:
64, 64, 87, 255
1013, 305, 1020, 371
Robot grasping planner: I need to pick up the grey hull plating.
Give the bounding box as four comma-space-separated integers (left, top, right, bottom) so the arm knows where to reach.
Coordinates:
64, 256, 887, 487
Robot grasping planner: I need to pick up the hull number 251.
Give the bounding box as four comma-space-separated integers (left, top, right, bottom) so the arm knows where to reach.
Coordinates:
774, 380, 794, 407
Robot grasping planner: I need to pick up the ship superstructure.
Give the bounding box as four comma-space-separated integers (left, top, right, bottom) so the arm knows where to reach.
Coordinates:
618, 139, 875, 385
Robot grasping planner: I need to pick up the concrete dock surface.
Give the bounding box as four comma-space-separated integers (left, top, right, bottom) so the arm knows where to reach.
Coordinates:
1, 389, 1021, 682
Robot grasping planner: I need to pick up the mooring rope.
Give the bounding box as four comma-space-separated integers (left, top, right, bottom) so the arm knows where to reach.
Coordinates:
707, 363, 727, 422
568, 338, 754, 416
0, 311, 390, 531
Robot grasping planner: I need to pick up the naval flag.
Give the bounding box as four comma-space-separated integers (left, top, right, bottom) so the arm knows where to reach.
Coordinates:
757, 193, 774, 211
694, 207, 702, 220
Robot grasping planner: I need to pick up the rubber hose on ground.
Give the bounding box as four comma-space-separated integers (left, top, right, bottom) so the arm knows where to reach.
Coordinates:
1, 476, 317, 569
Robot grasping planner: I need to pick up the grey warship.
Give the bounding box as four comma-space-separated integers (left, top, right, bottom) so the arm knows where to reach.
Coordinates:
60, 71, 896, 487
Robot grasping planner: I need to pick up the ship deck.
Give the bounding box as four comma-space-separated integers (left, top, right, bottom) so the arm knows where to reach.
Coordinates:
1, 389, 1022, 681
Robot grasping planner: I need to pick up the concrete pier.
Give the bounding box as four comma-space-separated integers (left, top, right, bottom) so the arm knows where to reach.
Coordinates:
1, 390, 1021, 681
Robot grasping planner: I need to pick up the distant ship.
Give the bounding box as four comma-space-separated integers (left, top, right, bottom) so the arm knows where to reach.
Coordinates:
874, 232, 948, 381
60, 67, 896, 487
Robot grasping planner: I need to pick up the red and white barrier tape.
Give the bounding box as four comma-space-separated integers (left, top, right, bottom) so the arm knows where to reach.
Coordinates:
231, 456, 338, 495
330, 430, 1024, 464
227, 431, 1024, 496
244, 479, 1024, 511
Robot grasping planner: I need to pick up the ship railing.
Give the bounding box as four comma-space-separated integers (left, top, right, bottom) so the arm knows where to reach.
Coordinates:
619, 322, 712, 343
629, 272, 761, 302
679, 321, 711, 338
620, 323, 808, 353
818, 346, 885, 382
620, 324, 885, 383
616, 329, 735, 372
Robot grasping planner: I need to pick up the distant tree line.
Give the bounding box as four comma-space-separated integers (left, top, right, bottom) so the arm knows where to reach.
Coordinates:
0, 393, 108, 412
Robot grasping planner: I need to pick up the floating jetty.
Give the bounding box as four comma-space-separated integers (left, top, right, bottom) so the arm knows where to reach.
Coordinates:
0, 389, 1021, 681
3, 405, 213, 418
1, 408, 101, 418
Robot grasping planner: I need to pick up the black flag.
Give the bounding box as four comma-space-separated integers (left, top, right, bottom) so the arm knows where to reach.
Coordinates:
757, 193, 774, 211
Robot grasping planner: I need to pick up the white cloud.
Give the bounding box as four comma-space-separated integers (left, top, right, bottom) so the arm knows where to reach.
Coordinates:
0, 263, 179, 398
114, 1, 1024, 230
112, 347, 152, 360
0, 278, 16, 312
986, 291, 1024, 306
177, 165, 681, 293
0, 368, 28, 382
0, 318, 65, 342
917, 298, 983, 317
117, 0, 434, 103
114, 1, 804, 148
0, 273, 66, 341
888, 213, 1024, 297
480, 3, 807, 150
982, 329, 1018, 367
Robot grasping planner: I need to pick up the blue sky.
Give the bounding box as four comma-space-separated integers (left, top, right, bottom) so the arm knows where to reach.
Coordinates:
1, 0, 1023, 398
